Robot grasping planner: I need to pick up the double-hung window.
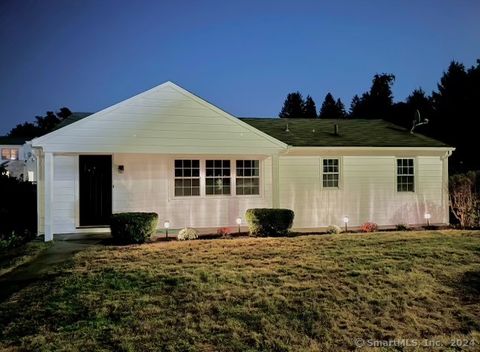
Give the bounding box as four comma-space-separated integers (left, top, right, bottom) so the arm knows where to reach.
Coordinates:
236, 160, 260, 195
206, 160, 231, 195
397, 158, 415, 192
322, 158, 339, 188
174, 160, 200, 196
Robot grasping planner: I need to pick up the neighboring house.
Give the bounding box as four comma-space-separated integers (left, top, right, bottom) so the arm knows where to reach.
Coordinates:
0, 136, 35, 181
31, 82, 454, 241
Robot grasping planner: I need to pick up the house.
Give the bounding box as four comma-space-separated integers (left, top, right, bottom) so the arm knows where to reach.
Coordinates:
0, 136, 35, 182
31, 82, 454, 241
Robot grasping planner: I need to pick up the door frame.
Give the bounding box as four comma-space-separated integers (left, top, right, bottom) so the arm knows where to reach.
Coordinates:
75, 154, 114, 229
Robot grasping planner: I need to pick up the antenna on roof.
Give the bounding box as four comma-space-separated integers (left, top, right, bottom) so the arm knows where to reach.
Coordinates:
285, 123, 289, 132
410, 109, 429, 134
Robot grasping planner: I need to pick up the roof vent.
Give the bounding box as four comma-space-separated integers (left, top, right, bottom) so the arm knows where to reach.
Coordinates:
334, 124, 339, 136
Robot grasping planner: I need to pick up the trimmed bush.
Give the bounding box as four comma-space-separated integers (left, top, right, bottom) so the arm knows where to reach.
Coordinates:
245, 208, 294, 236
361, 222, 378, 233
326, 225, 342, 234
178, 228, 199, 241
110, 212, 158, 244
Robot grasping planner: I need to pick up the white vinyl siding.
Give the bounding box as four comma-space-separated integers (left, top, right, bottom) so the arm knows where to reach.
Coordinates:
280, 155, 447, 228
46, 153, 272, 233
32, 83, 285, 155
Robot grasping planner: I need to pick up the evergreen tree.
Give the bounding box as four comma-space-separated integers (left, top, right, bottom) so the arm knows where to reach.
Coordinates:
303, 95, 318, 118
430, 61, 476, 171
349, 94, 362, 118
279, 92, 305, 118
319, 93, 345, 119
349, 74, 395, 119
335, 98, 347, 118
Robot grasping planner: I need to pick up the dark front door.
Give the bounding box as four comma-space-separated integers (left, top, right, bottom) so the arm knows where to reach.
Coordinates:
79, 155, 112, 226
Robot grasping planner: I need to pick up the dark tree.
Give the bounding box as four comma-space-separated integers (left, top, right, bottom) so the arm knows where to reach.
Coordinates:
335, 98, 347, 118
389, 88, 433, 128
319, 93, 345, 119
8, 122, 41, 139
8, 107, 72, 138
349, 74, 395, 119
279, 92, 305, 118
303, 95, 318, 118
430, 60, 478, 171
349, 94, 362, 117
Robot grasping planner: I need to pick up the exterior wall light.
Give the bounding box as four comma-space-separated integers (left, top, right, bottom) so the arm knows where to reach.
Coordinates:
424, 213, 431, 227
343, 216, 349, 232
164, 220, 170, 238
236, 217, 242, 234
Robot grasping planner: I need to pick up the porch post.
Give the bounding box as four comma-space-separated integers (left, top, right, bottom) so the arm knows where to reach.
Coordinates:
44, 152, 54, 242
271, 154, 280, 208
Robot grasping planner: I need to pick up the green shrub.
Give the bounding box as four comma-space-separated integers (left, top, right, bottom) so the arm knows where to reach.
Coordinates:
245, 208, 294, 236
326, 225, 342, 234
177, 228, 199, 241
110, 212, 158, 244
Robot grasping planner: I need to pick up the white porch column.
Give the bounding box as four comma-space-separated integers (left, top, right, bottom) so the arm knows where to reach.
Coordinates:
44, 152, 54, 242
271, 154, 280, 208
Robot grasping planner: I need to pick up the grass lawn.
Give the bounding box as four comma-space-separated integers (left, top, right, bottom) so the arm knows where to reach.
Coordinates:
0, 241, 51, 277
1, 231, 480, 351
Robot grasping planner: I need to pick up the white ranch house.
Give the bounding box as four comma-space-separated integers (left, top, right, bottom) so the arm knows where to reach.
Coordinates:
31, 82, 453, 241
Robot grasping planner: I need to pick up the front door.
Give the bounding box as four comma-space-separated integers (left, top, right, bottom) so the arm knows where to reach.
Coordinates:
79, 155, 112, 226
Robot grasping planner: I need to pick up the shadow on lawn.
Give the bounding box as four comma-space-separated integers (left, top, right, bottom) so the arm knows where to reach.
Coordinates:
456, 270, 480, 302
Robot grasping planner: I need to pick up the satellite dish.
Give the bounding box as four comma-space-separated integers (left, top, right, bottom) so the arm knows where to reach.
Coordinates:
410, 109, 429, 134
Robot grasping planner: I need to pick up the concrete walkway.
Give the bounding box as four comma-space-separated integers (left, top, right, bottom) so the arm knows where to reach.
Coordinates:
0, 234, 103, 303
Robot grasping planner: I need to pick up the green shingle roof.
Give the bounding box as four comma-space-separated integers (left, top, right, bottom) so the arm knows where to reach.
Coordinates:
46, 112, 448, 148
239, 118, 448, 148
54, 112, 92, 130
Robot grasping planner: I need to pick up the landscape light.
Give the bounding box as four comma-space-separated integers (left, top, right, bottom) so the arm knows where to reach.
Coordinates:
164, 220, 170, 238
424, 213, 431, 227
343, 216, 349, 232
236, 217, 242, 234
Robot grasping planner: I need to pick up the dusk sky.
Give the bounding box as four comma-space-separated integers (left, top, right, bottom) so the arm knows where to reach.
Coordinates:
0, 0, 479, 134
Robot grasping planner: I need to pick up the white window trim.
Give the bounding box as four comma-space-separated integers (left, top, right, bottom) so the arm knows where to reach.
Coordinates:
395, 157, 417, 193
235, 160, 261, 196
320, 157, 342, 190
205, 159, 233, 196
173, 159, 201, 198
170, 157, 264, 200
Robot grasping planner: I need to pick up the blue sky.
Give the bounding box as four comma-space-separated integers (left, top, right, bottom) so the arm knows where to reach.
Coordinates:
0, 0, 479, 133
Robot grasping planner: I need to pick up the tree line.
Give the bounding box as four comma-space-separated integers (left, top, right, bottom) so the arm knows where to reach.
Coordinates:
279, 59, 480, 172
8, 107, 72, 139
